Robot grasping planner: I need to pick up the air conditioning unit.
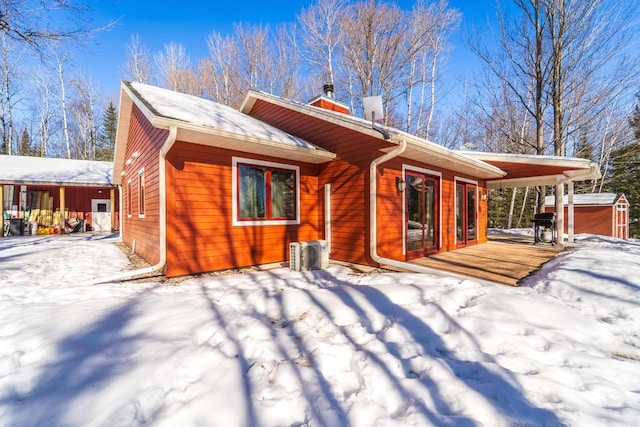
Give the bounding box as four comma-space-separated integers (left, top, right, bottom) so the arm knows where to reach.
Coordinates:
289, 240, 329, 271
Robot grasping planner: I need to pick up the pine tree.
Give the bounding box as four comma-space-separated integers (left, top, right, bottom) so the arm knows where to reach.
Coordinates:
17, 128, 36, 156
607, 143, 640, 238
631, 92, 640, 141
96, 101, 117, 161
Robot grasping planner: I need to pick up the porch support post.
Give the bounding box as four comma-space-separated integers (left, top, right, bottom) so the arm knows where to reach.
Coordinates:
567, 181, 574, 244
110, 188, 116, 232
0, 185, 4, 237
60, 187, 66, 233
555, 179, 565, 248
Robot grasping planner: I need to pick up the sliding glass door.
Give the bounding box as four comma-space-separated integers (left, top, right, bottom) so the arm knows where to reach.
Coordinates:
456, 182, 477, 247
406, 171, 439, 259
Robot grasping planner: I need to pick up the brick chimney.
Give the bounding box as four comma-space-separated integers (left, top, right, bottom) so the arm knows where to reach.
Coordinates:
308, 83, 349, 114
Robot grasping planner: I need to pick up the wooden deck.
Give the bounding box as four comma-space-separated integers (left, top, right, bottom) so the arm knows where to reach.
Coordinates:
408, 234, 562, 286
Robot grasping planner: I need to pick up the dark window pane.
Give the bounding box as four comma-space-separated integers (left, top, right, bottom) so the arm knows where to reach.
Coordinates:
271, 170, 295, 218
239, 165, 266, 219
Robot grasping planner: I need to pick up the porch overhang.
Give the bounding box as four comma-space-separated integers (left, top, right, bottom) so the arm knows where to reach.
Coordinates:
382, 141, 506, 180
458, 152, 601, 188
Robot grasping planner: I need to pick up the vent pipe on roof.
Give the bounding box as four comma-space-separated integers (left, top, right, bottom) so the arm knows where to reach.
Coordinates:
323, 83, 335, 99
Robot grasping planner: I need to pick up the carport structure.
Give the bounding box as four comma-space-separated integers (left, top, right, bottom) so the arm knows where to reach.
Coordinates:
460, 152, 601, 247
1, 155, 119, 235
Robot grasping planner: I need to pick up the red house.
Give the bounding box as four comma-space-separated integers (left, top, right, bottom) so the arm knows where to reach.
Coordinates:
114, 82, 600, 277
545, 193, 630, 239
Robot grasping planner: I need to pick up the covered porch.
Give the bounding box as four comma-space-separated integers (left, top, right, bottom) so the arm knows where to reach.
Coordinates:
409, 233, 561, 286
460, 152, 602, 247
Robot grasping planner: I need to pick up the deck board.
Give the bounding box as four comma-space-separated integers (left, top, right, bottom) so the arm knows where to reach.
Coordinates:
407, 234, 561, 286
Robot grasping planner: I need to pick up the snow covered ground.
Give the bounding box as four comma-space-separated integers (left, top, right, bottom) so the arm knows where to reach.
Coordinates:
1, 233, 639, 426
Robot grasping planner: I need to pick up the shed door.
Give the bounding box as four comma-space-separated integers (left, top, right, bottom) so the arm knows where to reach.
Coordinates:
615, 203, 628, 239
91, 199, 111, 232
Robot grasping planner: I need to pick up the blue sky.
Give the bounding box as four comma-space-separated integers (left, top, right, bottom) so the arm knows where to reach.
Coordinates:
83, 0, 497, 101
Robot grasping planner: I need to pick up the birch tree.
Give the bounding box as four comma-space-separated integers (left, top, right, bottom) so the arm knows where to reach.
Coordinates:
47, 43, 72, 159
29, 67, 56, 156
297, 0, 347, 88
154, 42, 199, 94
0, 32, 24, 154
68, 73, 99, 159
123, 34, 152, 84
202, 32, 242, 107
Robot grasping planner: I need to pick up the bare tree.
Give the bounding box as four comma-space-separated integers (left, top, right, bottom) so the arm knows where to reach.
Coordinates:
234, 23, 271, 92
29, 67, 56, 156
271, 24, 302, 100
0, 0, 110, 51
546, 0, 639, 157
406, 0, 460, 138
202, 31, 243, 106
297, 0, 347, 87
123, 34, 152, 84
154, 42, 199, 94
68, 72, 100, 159
0, 32, 24, 154
339, 0, 406, 119
470, 0, 550, 157
47, 42, 72, 158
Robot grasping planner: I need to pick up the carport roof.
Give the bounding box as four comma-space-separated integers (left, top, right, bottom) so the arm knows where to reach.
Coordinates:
0, 155, 114, 186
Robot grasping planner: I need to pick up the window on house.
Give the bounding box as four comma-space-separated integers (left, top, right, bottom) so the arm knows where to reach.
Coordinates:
138, 168, 145, 218
127, 180, 132, 218
234, 158, 299, 225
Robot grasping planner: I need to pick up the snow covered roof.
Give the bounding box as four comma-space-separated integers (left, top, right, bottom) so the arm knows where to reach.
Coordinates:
127, 82, 329, 152
0, 155, 114, 186
113, 82, 335, 185
545, 193, 626, 206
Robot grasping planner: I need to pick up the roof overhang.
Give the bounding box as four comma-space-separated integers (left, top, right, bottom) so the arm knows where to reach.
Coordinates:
242, 91, 506, 181
459, 152, 601, 188
114, 83, 336, 185
383, 139, 506, 180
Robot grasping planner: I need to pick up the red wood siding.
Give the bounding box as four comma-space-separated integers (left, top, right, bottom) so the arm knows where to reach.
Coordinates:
547, 205, 614, 236
164, 141, 321, 277
248, 99, 490, 267
120, 104, 168, 266
376, 158, 488, 262
249, 99, 393, 266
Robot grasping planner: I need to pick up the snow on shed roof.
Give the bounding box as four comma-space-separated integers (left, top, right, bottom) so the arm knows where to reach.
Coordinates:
544, 193, 625, 206
0, 155, 113, 186
126, 82, 327, 152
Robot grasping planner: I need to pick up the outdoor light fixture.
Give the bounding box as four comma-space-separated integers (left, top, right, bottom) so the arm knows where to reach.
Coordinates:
396, 177, 407, 193
481, 190, 487, 201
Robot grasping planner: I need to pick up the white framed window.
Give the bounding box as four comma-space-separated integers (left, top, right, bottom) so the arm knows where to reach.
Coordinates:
232, 157, 300, 226
138, 168, 145, 218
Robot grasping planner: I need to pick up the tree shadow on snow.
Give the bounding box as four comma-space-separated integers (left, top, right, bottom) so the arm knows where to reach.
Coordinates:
302, 270, 563, 426
2, 286, 160, 427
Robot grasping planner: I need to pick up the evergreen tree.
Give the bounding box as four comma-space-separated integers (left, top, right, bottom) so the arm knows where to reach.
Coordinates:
607, 143, 640, 238
631, 92, 640, 141
96, 101, 117, 161
17, 128, 37, 156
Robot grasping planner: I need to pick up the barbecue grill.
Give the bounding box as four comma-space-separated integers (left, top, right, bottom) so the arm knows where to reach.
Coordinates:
532, 212, 556, 244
